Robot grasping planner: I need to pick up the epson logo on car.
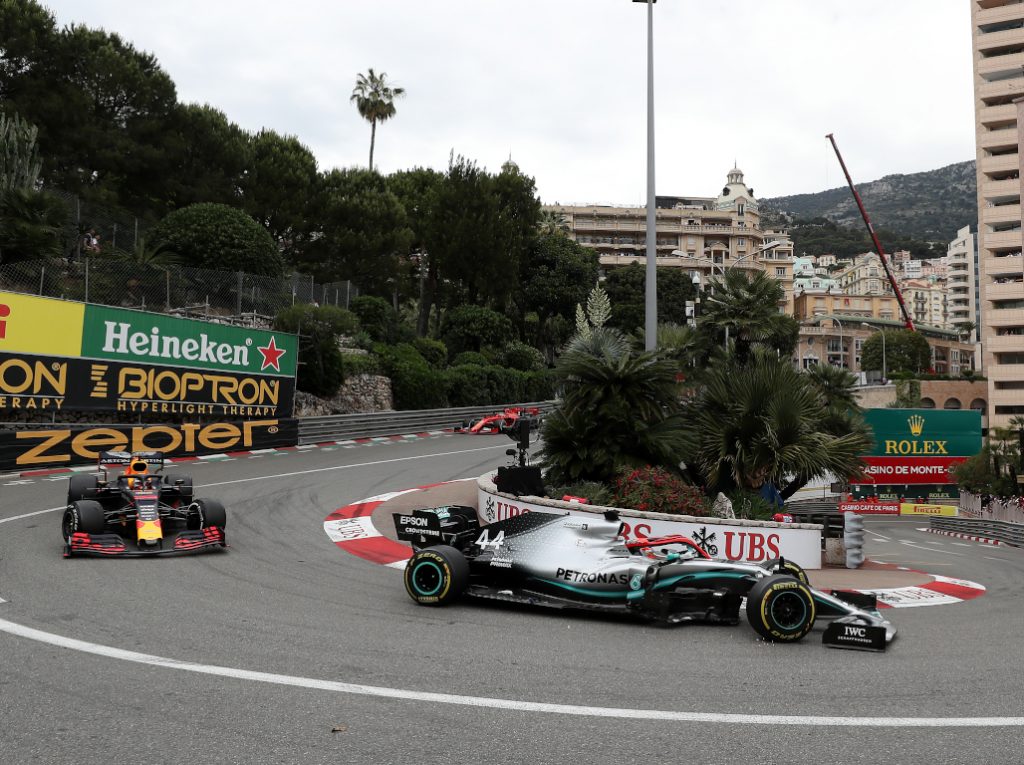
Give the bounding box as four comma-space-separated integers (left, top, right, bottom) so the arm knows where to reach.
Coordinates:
844, 625, 867, 638
400, 515, 429, 527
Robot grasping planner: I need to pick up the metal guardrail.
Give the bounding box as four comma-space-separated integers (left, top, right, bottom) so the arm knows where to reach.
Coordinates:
930, 516, 1024, 547
785, 498, 844, 548
297, 402, 554, 444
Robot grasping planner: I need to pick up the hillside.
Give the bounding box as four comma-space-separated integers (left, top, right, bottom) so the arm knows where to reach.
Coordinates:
761, 161, 977, 242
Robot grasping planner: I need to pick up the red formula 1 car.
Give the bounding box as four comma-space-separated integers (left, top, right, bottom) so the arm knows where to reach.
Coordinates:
455, 406, 541, 435
61, 450, 227, 557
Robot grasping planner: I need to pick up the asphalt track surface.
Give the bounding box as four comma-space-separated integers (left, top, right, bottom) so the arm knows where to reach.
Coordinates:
1, 435, 1023, 765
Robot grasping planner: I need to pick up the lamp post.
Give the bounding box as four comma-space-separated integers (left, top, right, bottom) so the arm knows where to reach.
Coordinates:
861, 322, 886, 382
634, 0, 657, 351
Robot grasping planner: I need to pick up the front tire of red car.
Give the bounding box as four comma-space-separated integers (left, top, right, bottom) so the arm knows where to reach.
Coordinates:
62, 500, 106, 541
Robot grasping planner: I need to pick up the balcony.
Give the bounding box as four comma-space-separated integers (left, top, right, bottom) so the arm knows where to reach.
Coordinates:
987, 253, 1024, 275
980, 153, 1021, 175
987, 307, 1024, 325
983, 230, 1023, 249
986, 280, 1024, 301
979, 103, 1017, 126
981, 177, 1021, 197
976, 28, 1024, 55
983, 203, 1022, 223
979, 126, 1020, 151
977, 77, 1024, 103
979, 49, 1024, 76
987, 334, 1024, 352
976, 3, 1024, 29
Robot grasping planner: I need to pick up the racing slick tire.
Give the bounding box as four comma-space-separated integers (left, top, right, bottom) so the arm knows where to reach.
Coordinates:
62, 499, 106, 540
745, 575, 816, 643
187, 498, 227, 530
774, 559, 809, 586
67, 474, 99, 505
404, 545, 469, 606
164, 474, 194, 504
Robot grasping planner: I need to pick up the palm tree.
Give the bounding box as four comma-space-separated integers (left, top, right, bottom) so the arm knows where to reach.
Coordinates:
697, 269, 797, 362
539, 326, 693, 486
0, 187, 67, 263
112, 236, 179, 268
350, 69, 405, 172
682, 349, 871, 498
538, 209, 569, 237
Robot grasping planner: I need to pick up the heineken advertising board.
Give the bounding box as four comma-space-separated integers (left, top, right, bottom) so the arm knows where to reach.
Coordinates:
0, 292, 298, 453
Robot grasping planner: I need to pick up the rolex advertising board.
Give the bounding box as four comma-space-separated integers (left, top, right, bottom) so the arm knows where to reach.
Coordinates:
848, 409, 982, 517
0, 292, 300, 470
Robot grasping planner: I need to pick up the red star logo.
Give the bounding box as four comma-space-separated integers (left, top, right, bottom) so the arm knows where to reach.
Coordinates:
257, 336, 286, 372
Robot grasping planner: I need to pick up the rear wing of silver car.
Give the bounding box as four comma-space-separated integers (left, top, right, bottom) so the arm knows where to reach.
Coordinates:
392, 506, 480, 549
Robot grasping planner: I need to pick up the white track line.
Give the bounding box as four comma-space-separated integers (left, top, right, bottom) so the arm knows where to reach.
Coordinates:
0, 616, 1020, 727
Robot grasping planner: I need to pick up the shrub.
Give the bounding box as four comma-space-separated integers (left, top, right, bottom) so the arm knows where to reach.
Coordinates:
524, 369, 557, 401
547, 481, 613, 506
340, 352, 382, 379
273, 304, 358, 398
445, 365, 491, 407
376, 343, 446, 409
441, 304, 514, 357
484, 365, 527, 403
153, 203, 283, 276
351, 295, 396, 342
413, 337, 448, 368
499, 341, 545, 372
611, 465, 708, 516
725, 489, 777, 521
451, 351, 489, 367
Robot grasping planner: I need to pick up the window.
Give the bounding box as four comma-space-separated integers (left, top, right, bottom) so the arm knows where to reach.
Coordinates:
775, 267, 786, 277
738, 238, 746, 246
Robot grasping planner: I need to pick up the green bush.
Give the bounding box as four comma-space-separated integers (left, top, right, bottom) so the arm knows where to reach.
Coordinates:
484, 366, 527, 403
273, 304, 358, 398
547, 482, 613, 506
445, 365, 491, 407
376, 343, 446, 409
413, 337, 448, 368
441, 305, 515, 357
726, 489, 777, 521
153, 203, 284, 276
351, 295, 396, 342
525, 369, 557, 401
451, 351, 489, 367
499, 341, 545, 372
611, 465, 708, 516
340, 352, 382, 379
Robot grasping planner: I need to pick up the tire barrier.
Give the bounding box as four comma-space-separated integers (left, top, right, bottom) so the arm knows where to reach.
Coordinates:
844, 512, 865, 569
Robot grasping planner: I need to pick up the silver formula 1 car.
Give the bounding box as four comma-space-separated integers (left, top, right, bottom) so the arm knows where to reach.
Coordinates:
394, 506, 896, 650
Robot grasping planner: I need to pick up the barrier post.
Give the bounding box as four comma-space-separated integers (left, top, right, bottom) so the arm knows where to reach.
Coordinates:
844, 512, 865, 569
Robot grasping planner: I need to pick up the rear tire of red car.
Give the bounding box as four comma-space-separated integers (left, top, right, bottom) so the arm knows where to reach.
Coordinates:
188, 498, 226, 530
67, 474, 99, 505
404, 545, 469, 606
745, 575, 816, 643
62, 500, 106, 541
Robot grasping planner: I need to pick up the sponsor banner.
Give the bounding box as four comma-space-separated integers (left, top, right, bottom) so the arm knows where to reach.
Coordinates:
0, 351, 294, 417
838, 501, 900, 515
81, 304, 297, 377
0, 291, 85, 357
849, 484, 959, 503
0, 419, 298, 470
856, 456, 967, 485
478, 487, 821, 569
864, 409, 982, 458
899, 503, 958, 517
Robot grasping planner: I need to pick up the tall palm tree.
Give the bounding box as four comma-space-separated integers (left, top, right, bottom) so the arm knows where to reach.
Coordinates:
0, 187, 67, 263
696, 269, 797, 362
350, 69, 405, 172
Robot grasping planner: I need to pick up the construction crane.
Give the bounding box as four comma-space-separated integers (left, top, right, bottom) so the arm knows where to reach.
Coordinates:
826, 133, 916, 331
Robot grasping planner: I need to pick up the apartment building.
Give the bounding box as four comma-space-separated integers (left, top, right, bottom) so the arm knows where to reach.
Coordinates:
836, 253, 895, 296
902, 278, 949, 328
945, 225, 980, 343
545, 166, 796, 313
972, 0, 1024, 426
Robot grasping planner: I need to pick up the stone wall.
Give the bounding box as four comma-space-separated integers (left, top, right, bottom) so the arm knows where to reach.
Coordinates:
293, 375, 393, 417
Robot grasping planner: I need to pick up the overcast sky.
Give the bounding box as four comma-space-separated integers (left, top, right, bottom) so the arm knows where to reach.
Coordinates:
45, 0, 975, 205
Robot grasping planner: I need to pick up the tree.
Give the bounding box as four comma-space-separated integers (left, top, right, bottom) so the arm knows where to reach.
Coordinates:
0, 111, 41, 189
440, 304, 514, 357
681, 350, 871, 498
538, 209, 569, 237
388, 167, 444, 335
350, 68, 404, 172
164, 103, 250, 209
539, 327, 692, 486
0, 185, 67, 262
517, 233, 599, 359
241, 129, 319, 261
696, 269, 797, 363
152, 203, 284, 276
860, 329, 931, 375
603, 263, 699, 333
274, 304, 358, 398
302, 168, 413, 300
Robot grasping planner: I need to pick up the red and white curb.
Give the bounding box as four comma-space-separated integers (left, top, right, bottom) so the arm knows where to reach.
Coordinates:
925, 528, 1004, 547
323, 485, 987, 609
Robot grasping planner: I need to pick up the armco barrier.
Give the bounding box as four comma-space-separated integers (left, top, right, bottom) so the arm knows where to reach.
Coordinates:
785, 498, 844, 550
297, 402, 553, 444
476, 473, 825, 569
930, 516, 1024, 547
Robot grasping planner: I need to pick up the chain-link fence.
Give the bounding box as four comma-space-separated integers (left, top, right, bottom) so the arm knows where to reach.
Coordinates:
0, 258, 358, 327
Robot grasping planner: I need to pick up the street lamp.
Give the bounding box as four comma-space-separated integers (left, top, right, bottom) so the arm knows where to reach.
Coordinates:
634, 0, 657, 351
861, 322, 886, 382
